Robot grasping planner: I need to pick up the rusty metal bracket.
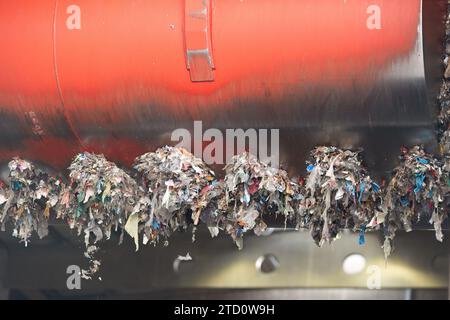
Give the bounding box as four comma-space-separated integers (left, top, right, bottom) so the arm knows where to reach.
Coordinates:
184, 0, 215, 82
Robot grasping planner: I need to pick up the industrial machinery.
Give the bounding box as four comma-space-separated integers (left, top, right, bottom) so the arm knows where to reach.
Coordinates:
0, 0, 446, 176
0, 0, 449, 300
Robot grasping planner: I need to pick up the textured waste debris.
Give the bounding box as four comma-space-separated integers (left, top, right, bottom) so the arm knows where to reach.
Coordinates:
438, 80, 450, 152
0, 179, 12, 232
195, 179, 227, 239
301, 147, 382, 247
0, 158, 63, 246
67, 152, 145, 243
0, 180, 7, 209
437, 6, 450, 243
381, 146, 447, 259
81, 245, 101, 280
223, 152, 300, 249
133, 146, 215, 246
444, 8, 450, 80
67, 152, 147, 278
438, 67, 450, 163
0, 136, 449, 278
438, 10, 450, 154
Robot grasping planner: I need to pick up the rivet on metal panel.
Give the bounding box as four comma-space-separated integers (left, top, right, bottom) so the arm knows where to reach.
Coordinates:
184, 0, 215, 82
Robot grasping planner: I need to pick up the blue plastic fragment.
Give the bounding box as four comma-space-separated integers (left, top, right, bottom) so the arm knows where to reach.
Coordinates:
77, 192, 84, 203
416, 157, 429, 165
414, 174, 426, 194
371, 182, 380, 192
359, 226, 366, 245
358, 181, 365, 204
345, 180, 355, 197
400, 197, 410, 207
242, 186, 250, 204
152, 219, 160, 230
307, 164, 315, 172
76, 205, 83, 218
12, 181, 22, 191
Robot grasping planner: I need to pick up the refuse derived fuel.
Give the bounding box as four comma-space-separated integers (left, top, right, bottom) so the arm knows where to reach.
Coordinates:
1, 144, 450, 278
0, 0, 449, 280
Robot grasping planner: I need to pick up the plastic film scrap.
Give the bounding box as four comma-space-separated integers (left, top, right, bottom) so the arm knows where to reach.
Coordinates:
196, 179, 227, 239
300, 147, 382, 247
0, 143, 449, 279
223, 152, 300, 249
437, 6, 450, 243
133, 146, 215, 246
381, 147, 447, 258
0, 158, 63, 245
66, 152, 147, 278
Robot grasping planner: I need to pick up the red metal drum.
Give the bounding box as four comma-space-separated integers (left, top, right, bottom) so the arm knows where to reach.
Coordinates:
0, 0, 446, 176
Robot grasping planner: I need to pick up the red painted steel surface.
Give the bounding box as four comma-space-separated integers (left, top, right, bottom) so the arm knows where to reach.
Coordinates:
0, 0, 431, 171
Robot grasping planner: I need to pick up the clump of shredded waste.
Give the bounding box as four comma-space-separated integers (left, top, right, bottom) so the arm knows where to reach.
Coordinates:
0, 142, 449, 279
66, 152, 147, 279
436, 6, 450, 239
194, 179, 228, 240
223, 152, 299, 249
0, 158, 63, 246
133, 146, 215, 246
67, 152, 145, 243
380, 146, 447, 258
300, 147, 382, 247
